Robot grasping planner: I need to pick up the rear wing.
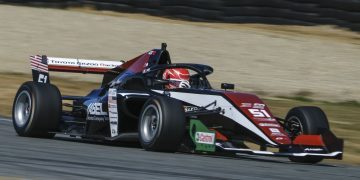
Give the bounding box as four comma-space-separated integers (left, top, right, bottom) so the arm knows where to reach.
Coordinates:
30, 55, 123, 84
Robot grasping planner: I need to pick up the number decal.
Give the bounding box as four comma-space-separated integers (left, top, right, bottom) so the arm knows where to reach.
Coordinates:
261, 110, 271, 118
38, 74, 48, 83
248, 109, 271, 118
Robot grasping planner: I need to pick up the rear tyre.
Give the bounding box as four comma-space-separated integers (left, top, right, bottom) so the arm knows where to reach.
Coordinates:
139, 96, 185, 152
12, 81, 62, 138
285, 106, 329, 163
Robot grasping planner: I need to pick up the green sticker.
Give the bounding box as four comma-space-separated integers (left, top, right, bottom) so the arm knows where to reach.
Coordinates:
190, 119, 216, 152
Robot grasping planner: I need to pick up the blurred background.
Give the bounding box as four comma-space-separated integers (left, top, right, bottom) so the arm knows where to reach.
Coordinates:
0, 0, 359, 164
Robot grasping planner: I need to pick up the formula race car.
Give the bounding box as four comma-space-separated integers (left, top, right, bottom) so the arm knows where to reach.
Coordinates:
12, 43, 343, 163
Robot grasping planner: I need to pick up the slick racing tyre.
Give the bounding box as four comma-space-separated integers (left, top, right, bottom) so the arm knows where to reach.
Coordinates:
12, 81, 62, 138
139, 96, 185, 152
285, 106, 330, 163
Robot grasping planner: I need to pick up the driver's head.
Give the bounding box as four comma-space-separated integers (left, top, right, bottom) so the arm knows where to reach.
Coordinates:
162, 68, 191, 89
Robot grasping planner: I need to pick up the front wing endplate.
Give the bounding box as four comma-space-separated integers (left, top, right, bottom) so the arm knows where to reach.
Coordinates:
189, 119, 216, 152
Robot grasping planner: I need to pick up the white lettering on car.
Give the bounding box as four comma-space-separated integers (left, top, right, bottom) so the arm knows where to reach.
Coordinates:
195, 132, 215, 145
253, 103, 265, 109
259, 123, 280, 127
108, 88, 118, 137
88, 103, 107, 116
37, 74, 48, 83
184, 106, 199, 112
304, 148, 323, 152
269, 128, 280, 133
248, 109, 271, 118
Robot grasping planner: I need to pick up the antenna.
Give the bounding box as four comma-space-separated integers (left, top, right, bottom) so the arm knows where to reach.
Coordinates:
161, 43, 167, 50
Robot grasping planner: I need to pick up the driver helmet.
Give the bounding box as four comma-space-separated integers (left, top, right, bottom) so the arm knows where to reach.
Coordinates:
162, 68, 191, 89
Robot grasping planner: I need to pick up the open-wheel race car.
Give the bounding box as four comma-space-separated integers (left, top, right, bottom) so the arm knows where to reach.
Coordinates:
12, 43, 343, 163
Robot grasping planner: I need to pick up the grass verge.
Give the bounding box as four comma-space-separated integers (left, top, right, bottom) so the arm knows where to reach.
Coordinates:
0, 72, 358, 165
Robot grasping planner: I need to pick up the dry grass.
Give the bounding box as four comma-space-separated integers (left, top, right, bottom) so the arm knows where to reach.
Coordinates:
0, 73, 358, 165
0, 72, 99, 116
1, 5, 360, 102
69, 7, 360, 44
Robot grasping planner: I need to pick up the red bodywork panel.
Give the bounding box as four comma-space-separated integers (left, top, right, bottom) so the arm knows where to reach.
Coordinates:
120, 52, 152, 73
224, 91, 292, 145
48, 65, 110, 74
293, 135, 325, 146
210, 128, 229, 141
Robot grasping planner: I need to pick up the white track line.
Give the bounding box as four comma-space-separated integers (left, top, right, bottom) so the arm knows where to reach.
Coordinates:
0, 117, 11, 122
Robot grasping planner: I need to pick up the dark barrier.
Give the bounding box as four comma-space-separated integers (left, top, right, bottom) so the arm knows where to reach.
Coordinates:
1, 0, 360, 31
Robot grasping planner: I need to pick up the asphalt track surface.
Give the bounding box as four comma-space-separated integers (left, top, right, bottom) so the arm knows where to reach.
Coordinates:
0, 117, 359, 180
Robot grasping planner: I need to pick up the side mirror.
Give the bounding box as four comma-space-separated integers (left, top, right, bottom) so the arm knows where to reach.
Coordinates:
221, 83, 235, 90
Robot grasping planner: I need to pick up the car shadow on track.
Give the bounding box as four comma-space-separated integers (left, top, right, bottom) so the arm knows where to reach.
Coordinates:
53, 135, 142, 148
52, 135, 339, 168
196, 153, 339, 167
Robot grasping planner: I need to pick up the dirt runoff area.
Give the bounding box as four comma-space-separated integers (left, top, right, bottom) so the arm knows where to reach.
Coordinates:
0, 5, 360, 102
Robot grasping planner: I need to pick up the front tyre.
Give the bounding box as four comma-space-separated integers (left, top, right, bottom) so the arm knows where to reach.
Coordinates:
285, 106, 329, 163
12, 81, 62, 138
139, 96, 185, 152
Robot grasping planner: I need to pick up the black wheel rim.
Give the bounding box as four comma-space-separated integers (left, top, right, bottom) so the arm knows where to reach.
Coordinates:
285, 116, 303, 138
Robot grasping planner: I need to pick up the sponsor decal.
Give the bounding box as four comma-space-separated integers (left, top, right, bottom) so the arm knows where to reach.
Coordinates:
109, 111, 118, 116
271, 133, 286, 137
254, 117, 277, 122
269, 128, 287, 137
259, 123, 280, 127
109, 89, 117, 97
184, 106, 199, 112
269, 128, 280, 133
304, 148, 323, 152
253, 103, 265, 109
48, 59, 77, 65
276, 137, 284, 140
111, 129, 117, 135
108, 107, 117, 113
47, 57, 121, 69
37, 74, 48, 83
88, 103, 107, 116
248, 109, 271, 118
240, 103, 252, 107
87, 116, 108, 121
109, 104, 117, 108
142, 68, 150, 73
87, 103, 108, 121
142, 63, 149, 73
110, 121, 118, 125
195, 132, 215, 145
108, 88, 119, 137
148, 50, 156, 55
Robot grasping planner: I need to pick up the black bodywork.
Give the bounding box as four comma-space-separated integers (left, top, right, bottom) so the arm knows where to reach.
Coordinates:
59, 48, 222, 142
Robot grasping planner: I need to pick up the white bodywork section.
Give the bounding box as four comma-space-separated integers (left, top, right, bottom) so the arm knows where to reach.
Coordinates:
108, 88, 119, 137
152, 90, 277, 145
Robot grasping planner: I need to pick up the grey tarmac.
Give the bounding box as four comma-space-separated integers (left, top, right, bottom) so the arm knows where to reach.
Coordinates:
0, 119, 359, 180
